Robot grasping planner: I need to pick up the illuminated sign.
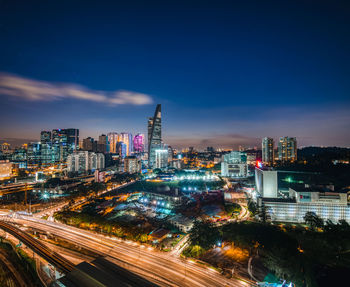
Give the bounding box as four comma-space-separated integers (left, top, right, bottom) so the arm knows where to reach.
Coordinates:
256, 160, 263, 168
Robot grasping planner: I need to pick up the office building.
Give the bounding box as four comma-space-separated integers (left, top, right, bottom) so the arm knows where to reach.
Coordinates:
148, 104, 162, 168
66, 128, 79, 152
221, 151, 248, 178
11, 147, 27, 168
40, 131, 52, 165
82, 137, 95, 151
260, 186, 350, 224
107, 132, 119, 154
167, 146, 173, 162
51, 128, 79, 162
116, 142, 127, 158
262, 137, 274, 165
119, 133, 133, 156
133, 133, 145, 153
27, 142, 42, 166
97, 134, 107, 153
155, 147, 168, 169
124, 156, 141, 173
255, 166, 278, 198
278, 137, 297, 162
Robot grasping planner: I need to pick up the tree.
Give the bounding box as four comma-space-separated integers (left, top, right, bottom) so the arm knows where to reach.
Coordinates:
189, 221, 220, 250
304, 212, 324, 230
247, 200, 257, 215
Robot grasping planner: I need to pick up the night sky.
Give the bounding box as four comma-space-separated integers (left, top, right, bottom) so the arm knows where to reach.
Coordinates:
0, 0, 349, 149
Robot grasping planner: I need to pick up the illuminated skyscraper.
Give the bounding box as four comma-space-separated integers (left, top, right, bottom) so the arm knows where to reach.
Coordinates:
119, 133, 133, 156
52, 129, 68, 162
133, 133, 145, 153
155, 147, 168, 169
148, 104, 162, 167
107, 132, 119, 153
51, 128, 79, 162
66, 128, 79, 152
40, 131, 52, 165
262, 137, 274, 166
27, 142, 41, 166
278, 137, 297, 162
116, 142, 127, 158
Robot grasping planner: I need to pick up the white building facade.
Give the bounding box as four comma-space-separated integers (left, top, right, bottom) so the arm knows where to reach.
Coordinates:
67, 151, 105, 173
221, 151, 248, 178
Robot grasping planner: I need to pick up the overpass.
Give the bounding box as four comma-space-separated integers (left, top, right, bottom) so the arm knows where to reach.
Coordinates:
0, 220, 158, 286
0, 220, 75, 273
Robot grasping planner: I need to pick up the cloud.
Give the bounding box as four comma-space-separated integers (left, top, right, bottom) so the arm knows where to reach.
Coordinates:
0, 73, 153, 105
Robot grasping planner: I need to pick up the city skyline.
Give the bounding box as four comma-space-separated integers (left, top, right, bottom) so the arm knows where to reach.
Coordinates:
1, 1, 350, 148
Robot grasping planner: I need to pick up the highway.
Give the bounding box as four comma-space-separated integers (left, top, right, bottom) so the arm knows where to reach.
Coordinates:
12, 216, 253, 287
0, 220, 75, 274
0, 182, 35, 196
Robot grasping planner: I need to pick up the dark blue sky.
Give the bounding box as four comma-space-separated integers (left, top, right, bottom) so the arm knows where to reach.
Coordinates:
0, 0, 349, 148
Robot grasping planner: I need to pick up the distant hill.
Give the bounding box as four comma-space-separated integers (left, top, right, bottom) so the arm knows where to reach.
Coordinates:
298, 146, 350, 159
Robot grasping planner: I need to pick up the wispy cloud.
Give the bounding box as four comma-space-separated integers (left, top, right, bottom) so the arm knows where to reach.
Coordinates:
0, 73, 153, 105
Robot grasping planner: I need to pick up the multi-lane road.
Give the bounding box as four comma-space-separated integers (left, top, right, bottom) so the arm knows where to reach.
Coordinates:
11, 216, 253, 287
0, 220, 75, 274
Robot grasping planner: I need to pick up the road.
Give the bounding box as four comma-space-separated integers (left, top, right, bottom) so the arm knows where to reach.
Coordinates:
11, 216, 252, 287
0, 220, 75, 274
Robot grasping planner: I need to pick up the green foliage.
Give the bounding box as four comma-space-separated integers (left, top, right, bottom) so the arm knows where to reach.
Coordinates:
224, 203, 241, 217
304, 212, 324, 230
90, 182, 106, 194
247, 200, 257, 215
54, 210, 151, 242
44, 177, 62, 187
182, 245, 206, 258
189, 221, 220, 250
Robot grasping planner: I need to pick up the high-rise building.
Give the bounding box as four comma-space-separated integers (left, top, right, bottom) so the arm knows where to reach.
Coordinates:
167, 145, 173, 163
89, 152, 105, 170
82, 137, 94, 151
97, 134, 107, 153
124, 156, 141, 173
66, 128, 79, 153
40, 131, 52, 165
278, 137, 297, 162
155, 147, 168, 169
67, 151, 105, 173
116, 142, 127, 158
221, 151, 248, 178
52, 129, 68, 162
27, 142, 41, 166
107, 132, 119, 153
148, 104, 162, 168
11, 147, 27, 168
133, 133, 145, 153
51, 128, 79, 162
119, 133, 133, 156
262, 137, 274, 166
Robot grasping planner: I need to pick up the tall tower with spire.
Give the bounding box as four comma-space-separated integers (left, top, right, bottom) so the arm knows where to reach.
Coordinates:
148, 104, 162, 168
